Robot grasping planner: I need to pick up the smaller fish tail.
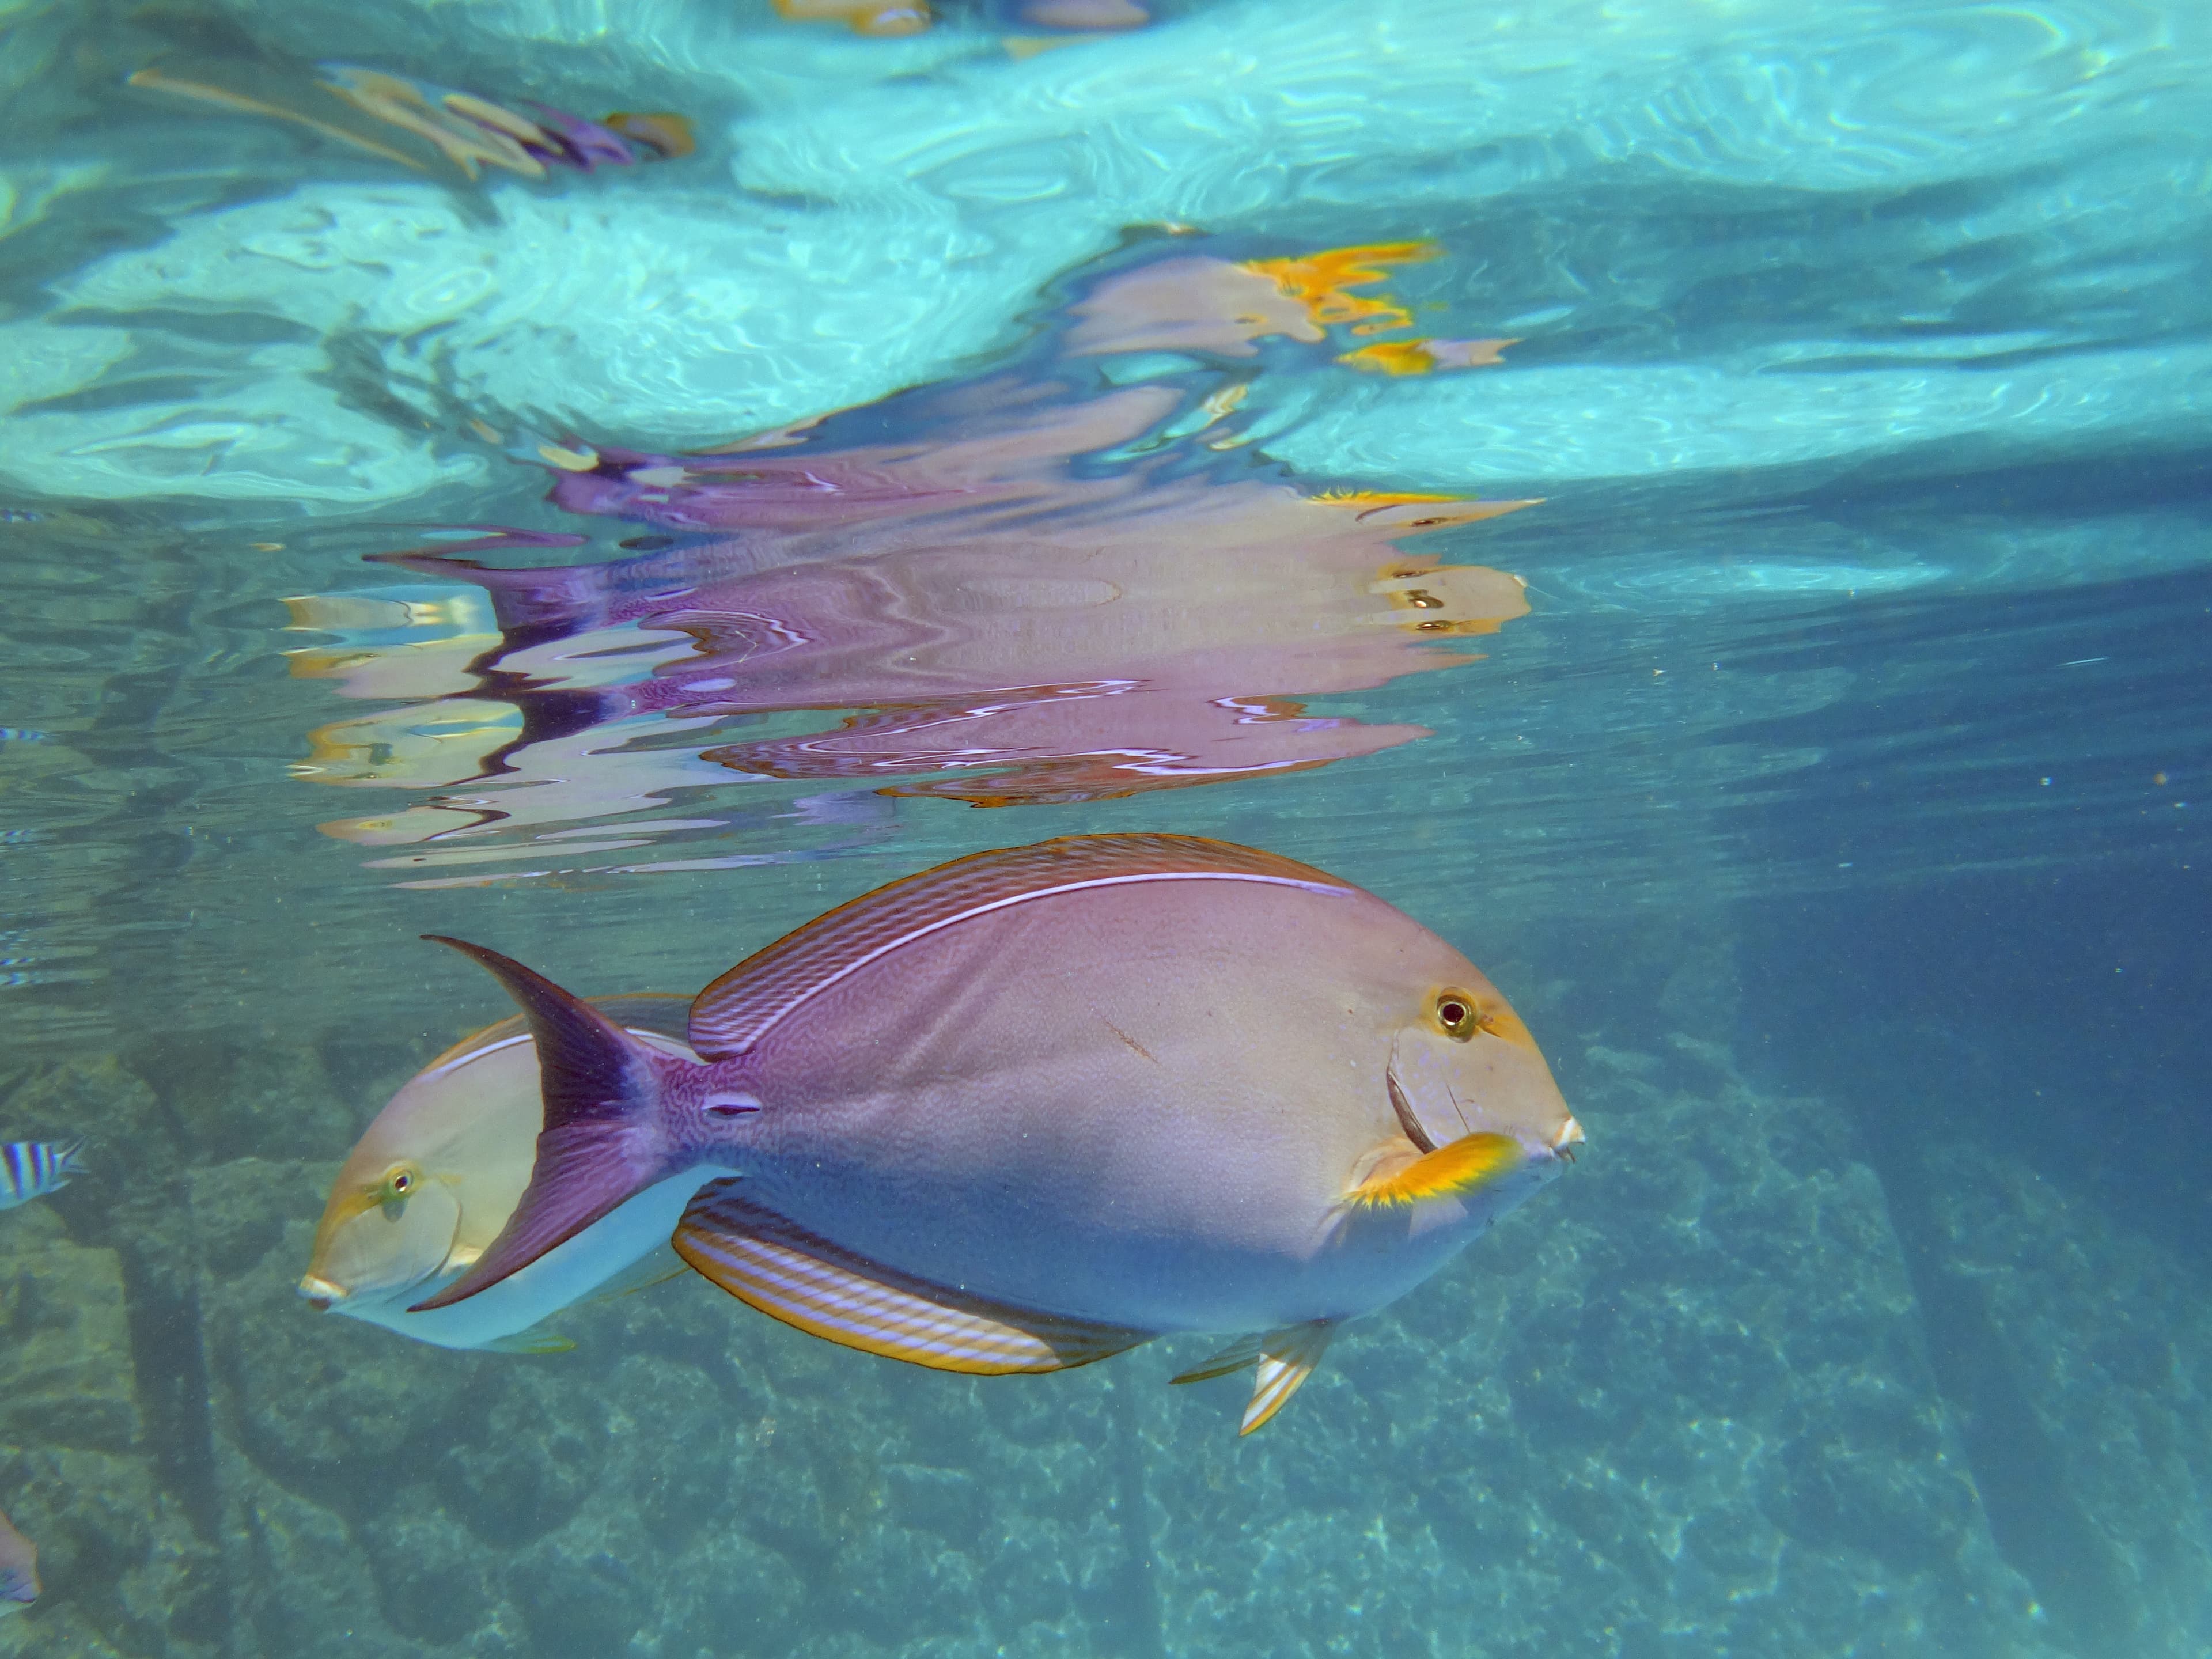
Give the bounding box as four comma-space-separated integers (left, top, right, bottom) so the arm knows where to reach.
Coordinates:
408, 937, 675, 1312
51, 1137, 89, 1178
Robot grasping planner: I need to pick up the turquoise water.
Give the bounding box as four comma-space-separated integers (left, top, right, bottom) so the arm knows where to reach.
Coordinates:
3, 0, 2210, 1653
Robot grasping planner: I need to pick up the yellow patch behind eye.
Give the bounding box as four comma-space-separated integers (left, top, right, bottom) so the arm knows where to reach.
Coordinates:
1348, 1132, 1522, 1209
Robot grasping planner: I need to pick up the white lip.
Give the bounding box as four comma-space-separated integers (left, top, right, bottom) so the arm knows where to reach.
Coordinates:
297, 1274, 348, 1309
1554, 1116, 1585, 1150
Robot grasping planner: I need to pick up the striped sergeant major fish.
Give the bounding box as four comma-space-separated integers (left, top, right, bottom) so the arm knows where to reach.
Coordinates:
1, 1138, 88, 1210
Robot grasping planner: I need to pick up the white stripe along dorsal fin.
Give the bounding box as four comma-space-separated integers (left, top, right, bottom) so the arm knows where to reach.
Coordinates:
419, 991, 694, 1080
674, 1183, 1155, 1376
688, 833, 1357, 1060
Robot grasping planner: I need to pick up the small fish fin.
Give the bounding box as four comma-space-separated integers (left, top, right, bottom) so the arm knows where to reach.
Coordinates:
409, 938, 672, 1313
1241, 1321, 1335, 1435
582, 1245, 687, 1305
675, 1185, 1152, 1374
1347, 1131, 1523, 1209
480, 1327, 576, 1354
1170, 1333, 1267, 1385
51, 1137, 89, 1177
690, 834, 1358, 1059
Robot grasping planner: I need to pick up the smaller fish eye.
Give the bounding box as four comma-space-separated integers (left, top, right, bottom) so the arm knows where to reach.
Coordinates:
391, 1171, 411, 1192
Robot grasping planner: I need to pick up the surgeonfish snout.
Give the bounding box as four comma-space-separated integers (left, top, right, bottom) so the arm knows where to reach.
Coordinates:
298, 1274, 346, 1311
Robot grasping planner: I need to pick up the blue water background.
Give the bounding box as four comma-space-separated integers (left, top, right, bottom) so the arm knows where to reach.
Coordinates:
1, 1, 2209, 1654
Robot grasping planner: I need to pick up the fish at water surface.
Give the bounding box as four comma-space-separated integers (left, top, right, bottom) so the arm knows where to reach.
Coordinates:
300, 995, 698, 1351
417, 834, 1582, 1433
0, 1139, 86, 1211
0, 1506, 35, 1615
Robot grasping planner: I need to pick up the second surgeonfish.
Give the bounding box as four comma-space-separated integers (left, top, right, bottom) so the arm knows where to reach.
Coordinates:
414, 834, 1582, 1432
300, 995, 698, 1351
0, 1506, 35, 1616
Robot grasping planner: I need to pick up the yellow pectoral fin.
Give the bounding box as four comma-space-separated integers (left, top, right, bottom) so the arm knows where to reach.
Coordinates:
1347, 1131, 1523, 1209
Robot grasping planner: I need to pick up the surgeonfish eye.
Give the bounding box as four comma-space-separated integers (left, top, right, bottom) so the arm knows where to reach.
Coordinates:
377, 1164, 422, 1213
1432, 991, 1479, 1041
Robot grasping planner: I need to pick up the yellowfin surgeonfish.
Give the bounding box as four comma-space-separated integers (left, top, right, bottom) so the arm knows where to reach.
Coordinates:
300, 995, 696, 1351
413, 834, 1581, 1432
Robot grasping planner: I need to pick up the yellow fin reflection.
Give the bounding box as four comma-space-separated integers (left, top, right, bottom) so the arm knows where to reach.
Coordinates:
1338, 336, 1517, 376
1240, 243, 1437, 336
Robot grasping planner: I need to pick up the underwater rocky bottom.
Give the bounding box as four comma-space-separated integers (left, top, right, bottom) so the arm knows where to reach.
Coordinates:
2, 919, 2205, 1659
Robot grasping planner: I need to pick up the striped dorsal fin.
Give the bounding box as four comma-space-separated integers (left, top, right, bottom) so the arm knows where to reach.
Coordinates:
1346, 1131, 1523, 1210
674, 1183, 1154, 1376
1170, 1322, 1337, 1434
688, 833, 1357, 1060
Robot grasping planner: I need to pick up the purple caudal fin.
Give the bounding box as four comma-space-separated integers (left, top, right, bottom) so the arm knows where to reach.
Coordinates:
409, 937, 674, 1312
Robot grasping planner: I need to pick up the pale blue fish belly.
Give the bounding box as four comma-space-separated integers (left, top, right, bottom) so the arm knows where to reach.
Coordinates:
335, 1173, 717, 1351
0, 1139, 85, 1211
719, 880, 1559, 1333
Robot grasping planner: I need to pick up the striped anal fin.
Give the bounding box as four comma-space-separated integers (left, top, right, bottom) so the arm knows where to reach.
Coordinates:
675, 1183, 1154, 1375
1171, 1321, 1336, 1434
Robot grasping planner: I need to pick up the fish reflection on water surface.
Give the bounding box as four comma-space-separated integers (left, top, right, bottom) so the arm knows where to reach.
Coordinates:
383, 832, 1581, 1434
283, 240, 1533, 882
130, 48, 692, 182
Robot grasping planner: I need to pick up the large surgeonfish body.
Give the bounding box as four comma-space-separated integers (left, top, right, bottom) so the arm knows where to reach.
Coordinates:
300, 995, 696, 1351
0, 1506, 35, 1616
415, 834, 1582, 1432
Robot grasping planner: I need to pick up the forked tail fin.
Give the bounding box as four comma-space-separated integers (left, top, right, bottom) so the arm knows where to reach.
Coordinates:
408, 936, 674, 1312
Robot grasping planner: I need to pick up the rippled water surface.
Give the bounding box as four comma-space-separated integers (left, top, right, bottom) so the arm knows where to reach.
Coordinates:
2, 1, 2209, 1655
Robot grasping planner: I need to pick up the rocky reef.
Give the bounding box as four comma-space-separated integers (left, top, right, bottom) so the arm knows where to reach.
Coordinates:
1, 923, 2199, 1658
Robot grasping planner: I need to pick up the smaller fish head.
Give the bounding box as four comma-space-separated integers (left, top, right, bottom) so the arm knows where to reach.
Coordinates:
1388, 976, 1581, 1172
301, 1160, 463, 1309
